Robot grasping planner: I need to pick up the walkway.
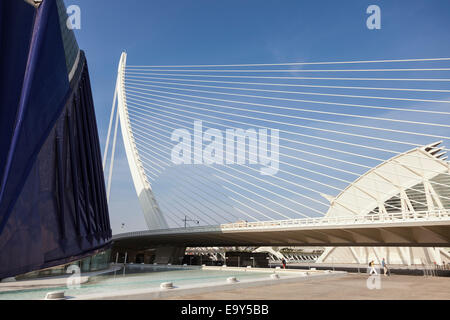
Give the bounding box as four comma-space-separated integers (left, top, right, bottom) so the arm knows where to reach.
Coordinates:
163, 274, 450, 300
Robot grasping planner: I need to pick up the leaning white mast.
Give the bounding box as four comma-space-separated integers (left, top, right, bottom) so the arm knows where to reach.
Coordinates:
106, 52, 168, 230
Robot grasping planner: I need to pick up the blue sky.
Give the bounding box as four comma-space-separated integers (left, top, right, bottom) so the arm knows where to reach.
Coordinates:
65, 0, 450, 234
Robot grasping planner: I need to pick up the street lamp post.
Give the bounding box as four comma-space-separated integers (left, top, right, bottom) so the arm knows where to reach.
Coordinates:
182, 216, 199, 228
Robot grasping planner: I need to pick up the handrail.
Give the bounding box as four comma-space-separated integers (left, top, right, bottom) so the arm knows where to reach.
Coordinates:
219, 209, 450, 230
113, 225, 222, 239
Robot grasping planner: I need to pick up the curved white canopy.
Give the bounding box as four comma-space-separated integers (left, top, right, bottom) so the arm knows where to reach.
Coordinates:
325, 142, 449, 217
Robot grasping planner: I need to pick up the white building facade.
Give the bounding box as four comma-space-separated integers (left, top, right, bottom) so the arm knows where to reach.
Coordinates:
317, 142, 450, 265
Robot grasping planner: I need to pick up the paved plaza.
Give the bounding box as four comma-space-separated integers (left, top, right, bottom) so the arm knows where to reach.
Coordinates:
161, 274, 450, 300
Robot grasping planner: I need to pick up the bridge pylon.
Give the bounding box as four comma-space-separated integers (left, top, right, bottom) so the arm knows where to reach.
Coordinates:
104, 52, 168, 230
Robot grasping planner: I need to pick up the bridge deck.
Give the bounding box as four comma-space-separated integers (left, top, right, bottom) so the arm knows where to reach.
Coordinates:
113, 211, 450, 249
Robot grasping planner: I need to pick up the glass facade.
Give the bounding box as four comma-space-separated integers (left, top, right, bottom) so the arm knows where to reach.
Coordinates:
16, 249, 111, 280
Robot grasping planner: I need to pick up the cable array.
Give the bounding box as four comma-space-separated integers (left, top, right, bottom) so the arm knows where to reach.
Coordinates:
106, 57, 450, 228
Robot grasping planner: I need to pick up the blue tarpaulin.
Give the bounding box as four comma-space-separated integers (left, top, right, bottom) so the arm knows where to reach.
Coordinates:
0, 0, 111, 279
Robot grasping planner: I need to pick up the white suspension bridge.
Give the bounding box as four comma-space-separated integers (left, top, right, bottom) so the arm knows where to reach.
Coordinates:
104, 53, 450, 265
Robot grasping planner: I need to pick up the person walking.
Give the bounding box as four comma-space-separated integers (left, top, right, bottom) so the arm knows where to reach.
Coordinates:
369, 260, 377, 275
282, 258, 287, 269
382, 258, 388, 276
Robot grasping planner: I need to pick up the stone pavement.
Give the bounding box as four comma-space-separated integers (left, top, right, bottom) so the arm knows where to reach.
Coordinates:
163, 274, 450, 300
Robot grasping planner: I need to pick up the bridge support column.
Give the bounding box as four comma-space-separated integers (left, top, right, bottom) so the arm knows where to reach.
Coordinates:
429, 247, 442, 265
154, 246, 186, 265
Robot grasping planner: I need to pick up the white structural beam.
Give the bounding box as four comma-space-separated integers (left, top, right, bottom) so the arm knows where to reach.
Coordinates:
116, 52, 168, 229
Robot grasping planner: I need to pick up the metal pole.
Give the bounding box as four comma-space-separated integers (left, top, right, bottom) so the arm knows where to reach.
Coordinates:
122, 252, 128, 277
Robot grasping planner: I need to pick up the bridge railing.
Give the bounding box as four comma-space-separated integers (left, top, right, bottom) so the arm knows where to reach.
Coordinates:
113, 210, 450, 239
113, 225, 222, 239
219, 209, 450, 230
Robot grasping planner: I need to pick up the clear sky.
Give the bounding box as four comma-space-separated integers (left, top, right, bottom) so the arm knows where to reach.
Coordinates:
64, 0, 450, 234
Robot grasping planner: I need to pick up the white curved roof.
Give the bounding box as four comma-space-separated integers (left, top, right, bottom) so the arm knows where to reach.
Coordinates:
325, 142, 449, 217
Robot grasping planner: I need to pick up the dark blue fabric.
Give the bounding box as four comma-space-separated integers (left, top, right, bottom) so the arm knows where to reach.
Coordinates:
0, 0, 35, 184
0, 0, 111, 279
